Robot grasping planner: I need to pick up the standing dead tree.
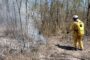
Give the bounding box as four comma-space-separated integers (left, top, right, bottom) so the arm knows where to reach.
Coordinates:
16, 0, 22, 32
25, 0, 28, 34
86, 0, 90, 35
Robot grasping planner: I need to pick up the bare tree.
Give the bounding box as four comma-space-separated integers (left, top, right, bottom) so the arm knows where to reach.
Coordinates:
5, 0, 10, 31
25, 0, 28, 34
16, 0, 22, 32
86, 0, 90, 35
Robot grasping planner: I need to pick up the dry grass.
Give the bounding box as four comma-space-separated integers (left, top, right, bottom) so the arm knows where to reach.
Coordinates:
4, 44, 47, 60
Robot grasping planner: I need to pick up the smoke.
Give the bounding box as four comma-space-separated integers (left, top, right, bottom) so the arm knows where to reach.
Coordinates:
0, 0, 47, 47
27, 17, 47, 45
17, 0, 47, 46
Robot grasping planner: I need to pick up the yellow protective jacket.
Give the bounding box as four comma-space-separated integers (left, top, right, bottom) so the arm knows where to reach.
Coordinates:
70, 19, 84, 36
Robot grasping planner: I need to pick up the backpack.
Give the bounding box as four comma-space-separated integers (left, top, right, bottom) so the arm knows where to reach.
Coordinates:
77, 20, 84, 35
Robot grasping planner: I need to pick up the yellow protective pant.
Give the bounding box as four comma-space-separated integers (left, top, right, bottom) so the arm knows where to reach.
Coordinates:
73, 34, 84, 49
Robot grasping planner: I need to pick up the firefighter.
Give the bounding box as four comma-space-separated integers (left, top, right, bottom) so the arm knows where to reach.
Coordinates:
68, 15, 85, 50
